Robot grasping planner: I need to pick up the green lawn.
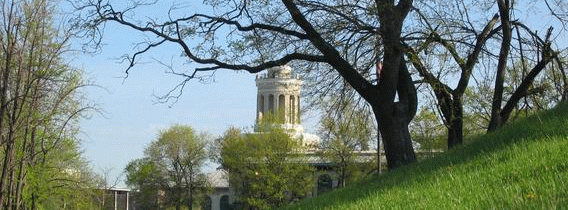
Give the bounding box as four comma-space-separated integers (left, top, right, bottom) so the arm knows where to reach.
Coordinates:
284, 103, 568, 209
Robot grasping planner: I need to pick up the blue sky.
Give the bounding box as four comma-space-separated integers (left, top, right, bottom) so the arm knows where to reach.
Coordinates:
72, 21, 261, 186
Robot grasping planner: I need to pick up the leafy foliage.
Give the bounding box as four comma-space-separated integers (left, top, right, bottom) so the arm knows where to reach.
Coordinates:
318, 98, 376, 186
0, 0, 100, 208
124, 158, 161, 209
23, 135, 103, 210
125, 125, 210, 210
217, 119, 314, 209
409, 107, 446, 150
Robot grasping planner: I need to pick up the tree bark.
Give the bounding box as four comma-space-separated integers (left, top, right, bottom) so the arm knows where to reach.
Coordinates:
447, 97, 463, 148
374, 0, 417, 170
374, 55, 418, 169
488, 0, 512, 132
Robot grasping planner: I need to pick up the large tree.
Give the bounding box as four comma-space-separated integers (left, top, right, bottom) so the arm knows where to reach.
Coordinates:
0, 0, 98, 209
215, 122, 314, 209
125, 125, 209, 210
76, 0, 418, 170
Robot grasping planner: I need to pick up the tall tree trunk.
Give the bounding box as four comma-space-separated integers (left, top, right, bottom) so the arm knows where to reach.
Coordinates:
340, 155, 346, 187
373, 0, 417, 170
447, 97, 463, 148
6, 162, 16, 210
405, 48, 464, 149
375, 102, 417, 169
488, 0, 512, 132
14, 101, 38, 210
187, 173, 193, 210
3, 112, 19, 210
188, 185, 193, 210
374, 56, 418, 169
13, 136, 28, 210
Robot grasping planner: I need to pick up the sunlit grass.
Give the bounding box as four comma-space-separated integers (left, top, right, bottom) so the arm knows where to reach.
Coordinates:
283, 103, 568, 209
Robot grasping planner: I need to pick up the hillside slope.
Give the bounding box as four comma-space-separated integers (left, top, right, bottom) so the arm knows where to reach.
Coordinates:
285, 103, 568, 209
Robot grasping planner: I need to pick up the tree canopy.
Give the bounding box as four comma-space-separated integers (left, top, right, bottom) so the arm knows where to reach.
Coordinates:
0, 0, 100, 208
125, 124, 209, 210
215, 121, 314, 209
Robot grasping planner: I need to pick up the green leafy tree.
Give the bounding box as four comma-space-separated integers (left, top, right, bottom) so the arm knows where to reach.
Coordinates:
125, 125, 209, 210
409, 107, 446, 151
217, 120, 314, 209
0, 0, 99, 209
124, 158, 161, 209
318, 98, 376, 187
24, 135, 103, 210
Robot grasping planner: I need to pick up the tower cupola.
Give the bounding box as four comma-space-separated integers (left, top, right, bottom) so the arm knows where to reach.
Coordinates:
255, 66, 303, 132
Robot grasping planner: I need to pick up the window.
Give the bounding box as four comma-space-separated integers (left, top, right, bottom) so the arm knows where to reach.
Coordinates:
279, 94, 286, 121
259, 94, 265, 118
290, 96, 295, 124
202, 196, 212, 210
220, 195, 230, 210
268, 94, 274, 113
317, 174, 333, 195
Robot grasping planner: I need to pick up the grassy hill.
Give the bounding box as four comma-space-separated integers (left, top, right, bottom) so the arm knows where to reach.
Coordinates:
284, 103, 568, 209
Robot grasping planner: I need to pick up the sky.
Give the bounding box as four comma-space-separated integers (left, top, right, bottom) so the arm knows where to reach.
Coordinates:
73, 28, 273, 186
76, 53, 260, 187
68, 15, 248, 186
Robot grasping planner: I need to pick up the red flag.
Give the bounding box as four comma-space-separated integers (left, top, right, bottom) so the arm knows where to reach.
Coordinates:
376, 61, 383, 81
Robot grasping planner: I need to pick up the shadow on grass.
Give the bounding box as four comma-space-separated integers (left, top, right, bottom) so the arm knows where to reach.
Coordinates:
283, 103, 568, 210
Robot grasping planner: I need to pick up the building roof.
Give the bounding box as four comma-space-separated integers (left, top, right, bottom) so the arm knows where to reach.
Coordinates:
207, 169, 229, 188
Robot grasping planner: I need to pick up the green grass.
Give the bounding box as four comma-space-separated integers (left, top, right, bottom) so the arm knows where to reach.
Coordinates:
283, 103, 568, 210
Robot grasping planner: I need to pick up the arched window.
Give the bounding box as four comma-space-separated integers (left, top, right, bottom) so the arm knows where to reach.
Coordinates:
290, 96, 295, 124
317, 174, 333, 195
220, 195, 230, 210
259, 94, 265, 117
202, 196, 212, 210
279, 94, 286, 121
296, 96, 301, 123
268, 94, 274, 114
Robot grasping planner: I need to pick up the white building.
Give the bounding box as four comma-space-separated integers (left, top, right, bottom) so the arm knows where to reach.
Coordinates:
203, 170, 230, 210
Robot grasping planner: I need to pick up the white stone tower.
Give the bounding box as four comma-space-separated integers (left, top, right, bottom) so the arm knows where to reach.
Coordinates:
255, 65, 303, 133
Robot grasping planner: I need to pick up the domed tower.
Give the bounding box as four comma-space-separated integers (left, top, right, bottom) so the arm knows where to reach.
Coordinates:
255, 65, 303, 133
